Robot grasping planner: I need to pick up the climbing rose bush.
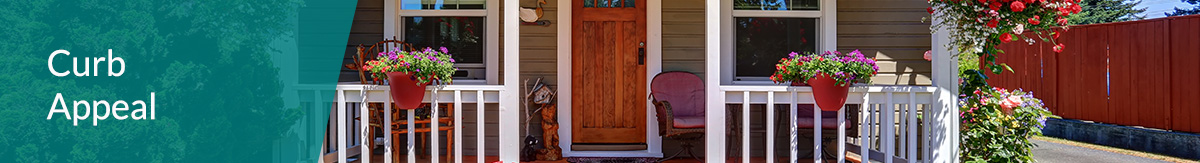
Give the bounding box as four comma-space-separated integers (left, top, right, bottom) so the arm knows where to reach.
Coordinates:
959, 87, 1058, 163
928, 0, 1081, 73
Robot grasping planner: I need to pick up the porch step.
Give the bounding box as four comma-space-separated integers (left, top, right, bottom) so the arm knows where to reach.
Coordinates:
570, 144, 648, 151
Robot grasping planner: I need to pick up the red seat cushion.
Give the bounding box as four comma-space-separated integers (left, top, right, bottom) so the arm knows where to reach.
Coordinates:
673, 116, 706, 128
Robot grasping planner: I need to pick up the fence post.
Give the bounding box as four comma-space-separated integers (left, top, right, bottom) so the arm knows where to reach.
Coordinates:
500, 0, 521, 160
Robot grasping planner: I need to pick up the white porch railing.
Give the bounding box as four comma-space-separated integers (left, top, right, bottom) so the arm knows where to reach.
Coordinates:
320, 84, 514, 163
720, 85, 936, 163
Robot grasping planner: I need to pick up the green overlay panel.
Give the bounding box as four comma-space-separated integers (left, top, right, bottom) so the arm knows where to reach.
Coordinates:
0, 0, 354, 162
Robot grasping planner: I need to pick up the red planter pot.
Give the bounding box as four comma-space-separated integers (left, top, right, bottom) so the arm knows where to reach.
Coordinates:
806, 73, 850, 111
386, 72, 429, 110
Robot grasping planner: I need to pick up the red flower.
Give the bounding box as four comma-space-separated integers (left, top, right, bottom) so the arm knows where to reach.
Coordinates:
1057, 18, 1069, 26
987, 19, 999, 28
989, 2, 1002, 11
1023, 0, 1035, 3
1028, 16, 1041, 25
1052, 32, 1060, 39
927, 7, 935, 14
1000, 33, 1013, 43
1010, 1, 1026, 12
1053, 43, 1064, 53
979, 0, 988, 4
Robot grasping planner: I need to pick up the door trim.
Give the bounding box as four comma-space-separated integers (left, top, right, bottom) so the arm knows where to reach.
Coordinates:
557, 0, 663, 157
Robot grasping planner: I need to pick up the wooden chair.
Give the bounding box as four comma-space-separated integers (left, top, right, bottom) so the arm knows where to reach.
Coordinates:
352, 38, 457, 162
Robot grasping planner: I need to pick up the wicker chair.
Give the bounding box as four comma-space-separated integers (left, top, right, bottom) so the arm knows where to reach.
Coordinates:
649, 71, 706, 162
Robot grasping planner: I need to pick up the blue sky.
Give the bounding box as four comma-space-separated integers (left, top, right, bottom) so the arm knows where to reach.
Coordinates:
1138, 0, 1194, 18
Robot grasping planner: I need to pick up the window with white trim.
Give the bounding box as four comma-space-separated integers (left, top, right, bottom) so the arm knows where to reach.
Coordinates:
396, 0, 495, 84
728, 0, 834, 82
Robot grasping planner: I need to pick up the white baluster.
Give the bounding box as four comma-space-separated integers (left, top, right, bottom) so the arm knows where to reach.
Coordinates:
362, 86, 371, 163
432, 89, 440, 163
790, 91, 799, 163
455, 90, 463, 163
814, 97, 822, 163
338, 89, 347, 163
908, 92, 917, 163
767, 91, 776, 163
884, 92, 894, 163
477, 90, 485, 163
743, 91, 750, 163
860, 92, 871, 163
385, 87, 394, 163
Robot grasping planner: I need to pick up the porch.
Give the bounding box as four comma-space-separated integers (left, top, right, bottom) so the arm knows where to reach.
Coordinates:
318, 0, 960, 162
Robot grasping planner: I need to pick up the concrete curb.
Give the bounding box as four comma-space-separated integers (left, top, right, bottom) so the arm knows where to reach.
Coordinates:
1042, 118, 1200, 160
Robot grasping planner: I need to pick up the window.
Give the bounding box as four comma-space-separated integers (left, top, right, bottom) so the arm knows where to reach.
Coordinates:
396, 0, 495, 83
727, 0, 834, 82
403, 17, 486, 79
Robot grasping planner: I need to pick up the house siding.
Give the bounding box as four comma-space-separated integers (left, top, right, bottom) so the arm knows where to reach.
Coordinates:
338, 0, 932, 157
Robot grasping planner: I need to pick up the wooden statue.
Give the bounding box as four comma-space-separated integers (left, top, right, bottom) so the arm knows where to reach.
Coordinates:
538, 104, 561, 160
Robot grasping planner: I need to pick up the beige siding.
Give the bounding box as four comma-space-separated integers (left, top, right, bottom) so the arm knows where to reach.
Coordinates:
839, 0, 933, 85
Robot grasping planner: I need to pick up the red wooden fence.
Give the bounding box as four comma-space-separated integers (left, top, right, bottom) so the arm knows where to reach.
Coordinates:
986, 15, 1200, 133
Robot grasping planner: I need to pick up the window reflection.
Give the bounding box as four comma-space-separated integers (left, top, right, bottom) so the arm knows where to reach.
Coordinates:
403, 17, 485, 65
401, 0, 486, 10
734, 17, 817, 78
733, 0, 818, 10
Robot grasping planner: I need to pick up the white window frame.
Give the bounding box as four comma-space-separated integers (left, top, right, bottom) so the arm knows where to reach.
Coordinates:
386, 0, 500, 85
721, 0, 837, 85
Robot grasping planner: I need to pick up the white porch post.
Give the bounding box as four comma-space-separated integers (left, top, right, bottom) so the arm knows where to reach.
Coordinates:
499, 0, 520, 161
704, 0, 726, 162
929, 13, 961, 163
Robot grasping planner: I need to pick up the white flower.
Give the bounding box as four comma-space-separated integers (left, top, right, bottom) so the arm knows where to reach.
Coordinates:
1013, 24, 1025, 34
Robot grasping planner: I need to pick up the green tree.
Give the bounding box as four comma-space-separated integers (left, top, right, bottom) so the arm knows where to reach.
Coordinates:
1067, 0, 1147, 25
1166, 0, 1200, 16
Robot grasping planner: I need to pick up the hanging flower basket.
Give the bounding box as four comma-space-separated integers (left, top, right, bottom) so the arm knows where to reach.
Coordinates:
807, 73, 850, 111
771, 50, 878, 111
364, 47, 459, 110
386, 72, 429, 110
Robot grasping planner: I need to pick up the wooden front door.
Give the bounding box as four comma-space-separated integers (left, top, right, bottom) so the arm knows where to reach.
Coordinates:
571, 0, 647, 144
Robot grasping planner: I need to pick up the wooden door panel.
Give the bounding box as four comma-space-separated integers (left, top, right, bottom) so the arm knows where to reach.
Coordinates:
572, 0, 646, 144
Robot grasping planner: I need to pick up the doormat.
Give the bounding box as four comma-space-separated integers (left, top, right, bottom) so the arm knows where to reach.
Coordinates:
566, 157, 656, 163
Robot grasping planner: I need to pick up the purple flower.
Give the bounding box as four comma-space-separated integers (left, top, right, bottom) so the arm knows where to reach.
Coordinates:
439, 47, 449, 53
450, 58, 456, 63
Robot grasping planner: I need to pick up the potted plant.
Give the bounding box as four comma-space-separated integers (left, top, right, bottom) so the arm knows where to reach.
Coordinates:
363, 47, 457, 109
771, 50, 878, 111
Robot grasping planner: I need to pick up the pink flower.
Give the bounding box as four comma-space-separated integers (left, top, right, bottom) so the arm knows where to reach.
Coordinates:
924, 50, 933, 61
1053, 43, 1064, 53
1000, 95, 1024, 114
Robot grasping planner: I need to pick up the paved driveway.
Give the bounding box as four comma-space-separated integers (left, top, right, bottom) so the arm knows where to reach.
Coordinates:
1032, 139, 1167, 163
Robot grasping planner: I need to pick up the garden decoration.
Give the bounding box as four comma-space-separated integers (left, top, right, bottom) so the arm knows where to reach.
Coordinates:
771, 50, 879, 111
927, 0, 1082, 74
363, 47, 457, 109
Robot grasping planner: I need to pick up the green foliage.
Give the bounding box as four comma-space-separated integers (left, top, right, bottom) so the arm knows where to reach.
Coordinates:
1166, 0, 1200, 16
363, 47, 458, 85
769, 50, 879, 86
958, 83, 1058, 163
1066, 0, 1147, 25
929, 0, 1081, 74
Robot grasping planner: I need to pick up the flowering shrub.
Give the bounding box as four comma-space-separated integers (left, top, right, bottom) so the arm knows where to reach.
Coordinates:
928, 0, 1081, 73
363, 47, 457, 85
958, 85, 1058, 163
770, 50, 879, 86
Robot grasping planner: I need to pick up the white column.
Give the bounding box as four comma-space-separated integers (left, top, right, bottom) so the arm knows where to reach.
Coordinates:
929, 12, 961, 163
704, 0, 727, 162
499, 0, 521, 160
384, 0, 395, 38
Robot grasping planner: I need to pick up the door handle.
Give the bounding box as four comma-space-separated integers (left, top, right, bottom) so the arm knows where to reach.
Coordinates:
637, 42, 645, 65
638, 47, 645, 65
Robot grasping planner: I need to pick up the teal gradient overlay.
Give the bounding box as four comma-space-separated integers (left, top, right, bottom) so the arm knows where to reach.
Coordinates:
0, 0, 354, 162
